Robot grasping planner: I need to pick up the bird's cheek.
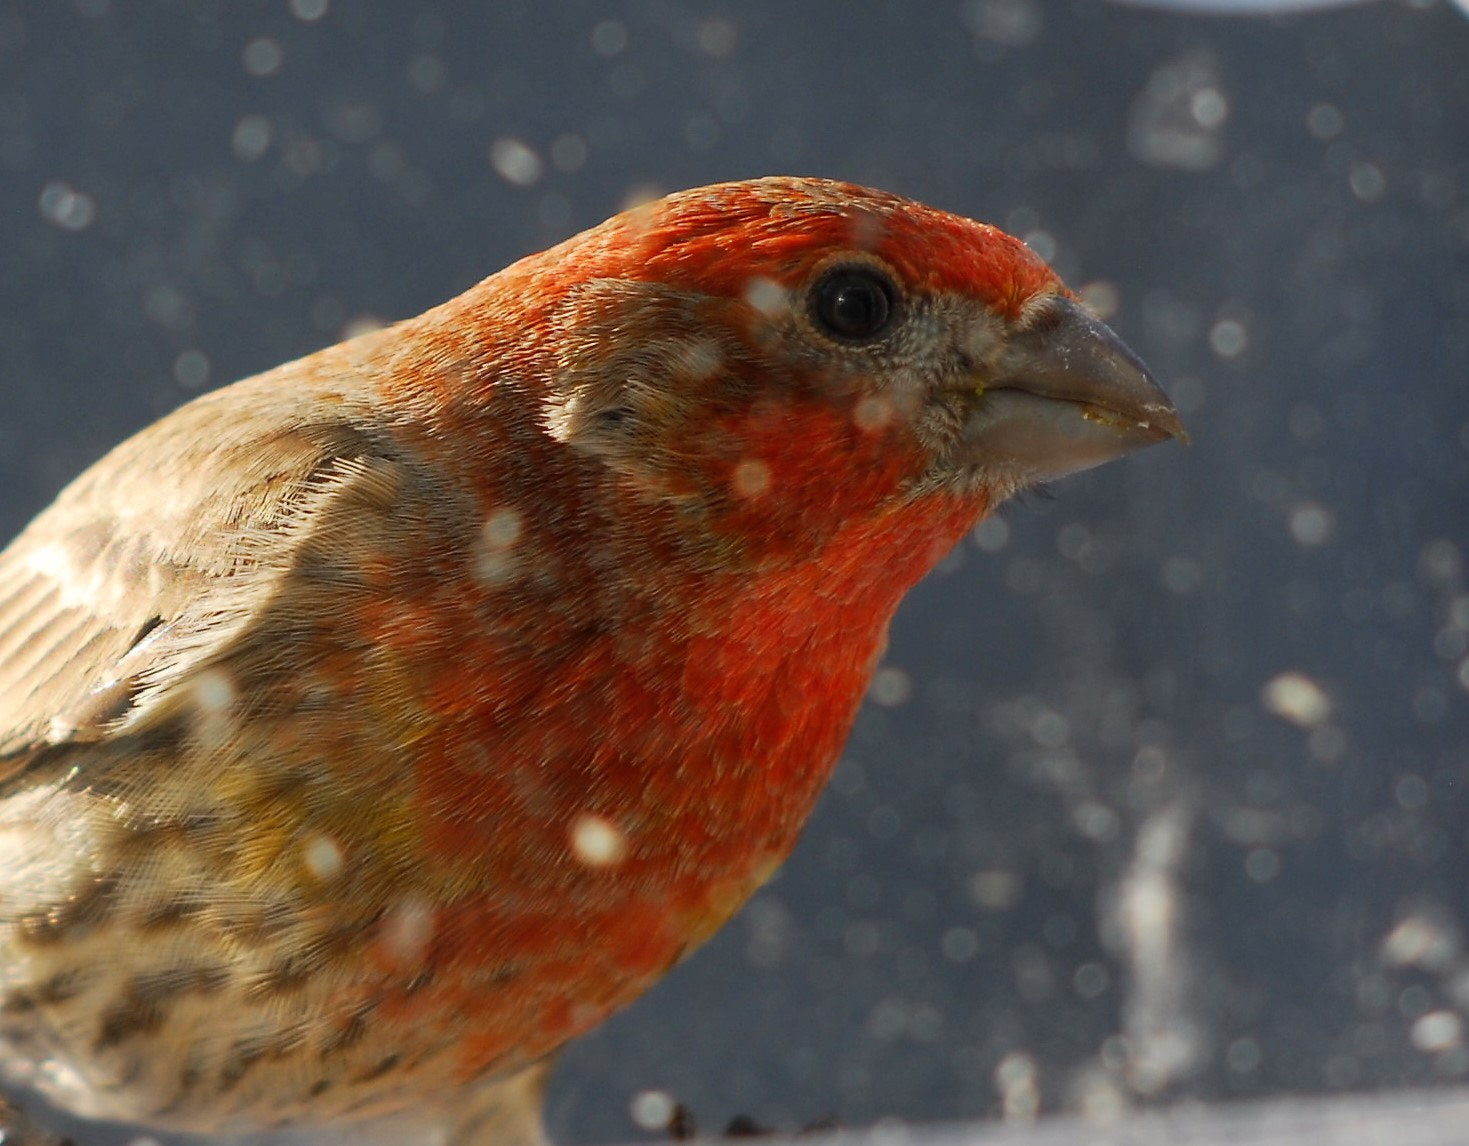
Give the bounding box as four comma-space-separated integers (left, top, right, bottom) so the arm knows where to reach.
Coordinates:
709, 406, 923, 538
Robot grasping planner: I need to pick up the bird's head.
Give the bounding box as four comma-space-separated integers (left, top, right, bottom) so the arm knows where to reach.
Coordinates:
499, 177, 1184, 564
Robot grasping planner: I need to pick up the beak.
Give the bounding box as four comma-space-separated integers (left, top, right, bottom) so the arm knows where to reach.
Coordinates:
957, 295, 1187, 483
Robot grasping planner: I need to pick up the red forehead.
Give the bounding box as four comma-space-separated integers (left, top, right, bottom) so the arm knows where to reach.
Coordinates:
553, 177, 1062, 320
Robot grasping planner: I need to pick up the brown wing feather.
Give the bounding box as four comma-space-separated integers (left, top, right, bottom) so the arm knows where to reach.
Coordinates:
0, 341, 427, 773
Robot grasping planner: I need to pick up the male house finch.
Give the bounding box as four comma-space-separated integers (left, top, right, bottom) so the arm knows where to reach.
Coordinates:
0, 178, 1182, 1145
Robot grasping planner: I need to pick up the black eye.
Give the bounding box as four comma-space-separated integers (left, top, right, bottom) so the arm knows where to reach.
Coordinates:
811, 266, 898, 342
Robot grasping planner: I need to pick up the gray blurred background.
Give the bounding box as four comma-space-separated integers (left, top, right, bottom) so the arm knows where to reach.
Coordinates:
1, 1, 1467, 1142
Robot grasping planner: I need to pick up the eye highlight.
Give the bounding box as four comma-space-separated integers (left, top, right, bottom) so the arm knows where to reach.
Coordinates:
809, 265, 899, 342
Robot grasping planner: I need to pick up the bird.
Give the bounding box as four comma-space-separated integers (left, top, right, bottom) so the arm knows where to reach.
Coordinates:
0, 177, 1183, 1145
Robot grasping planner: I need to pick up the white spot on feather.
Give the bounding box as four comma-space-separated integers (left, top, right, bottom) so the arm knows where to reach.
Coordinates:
732, 459, 770, 499
475, 506, 525, 585
571, 814, 626, 867
190, 668, 236, 714
744, 277, 790, 319
302, 834, 344, 881
381, 898, 435, 967
853, 396, 894, 433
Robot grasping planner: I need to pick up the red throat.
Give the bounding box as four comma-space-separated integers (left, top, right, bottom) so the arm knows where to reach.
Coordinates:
397, 484, 988, 1075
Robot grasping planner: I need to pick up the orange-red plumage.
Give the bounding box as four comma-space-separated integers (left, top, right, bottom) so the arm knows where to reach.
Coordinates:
0, 177, 1180, 1145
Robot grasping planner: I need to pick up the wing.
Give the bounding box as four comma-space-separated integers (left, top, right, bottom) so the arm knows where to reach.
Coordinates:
0, 343, 442, 776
